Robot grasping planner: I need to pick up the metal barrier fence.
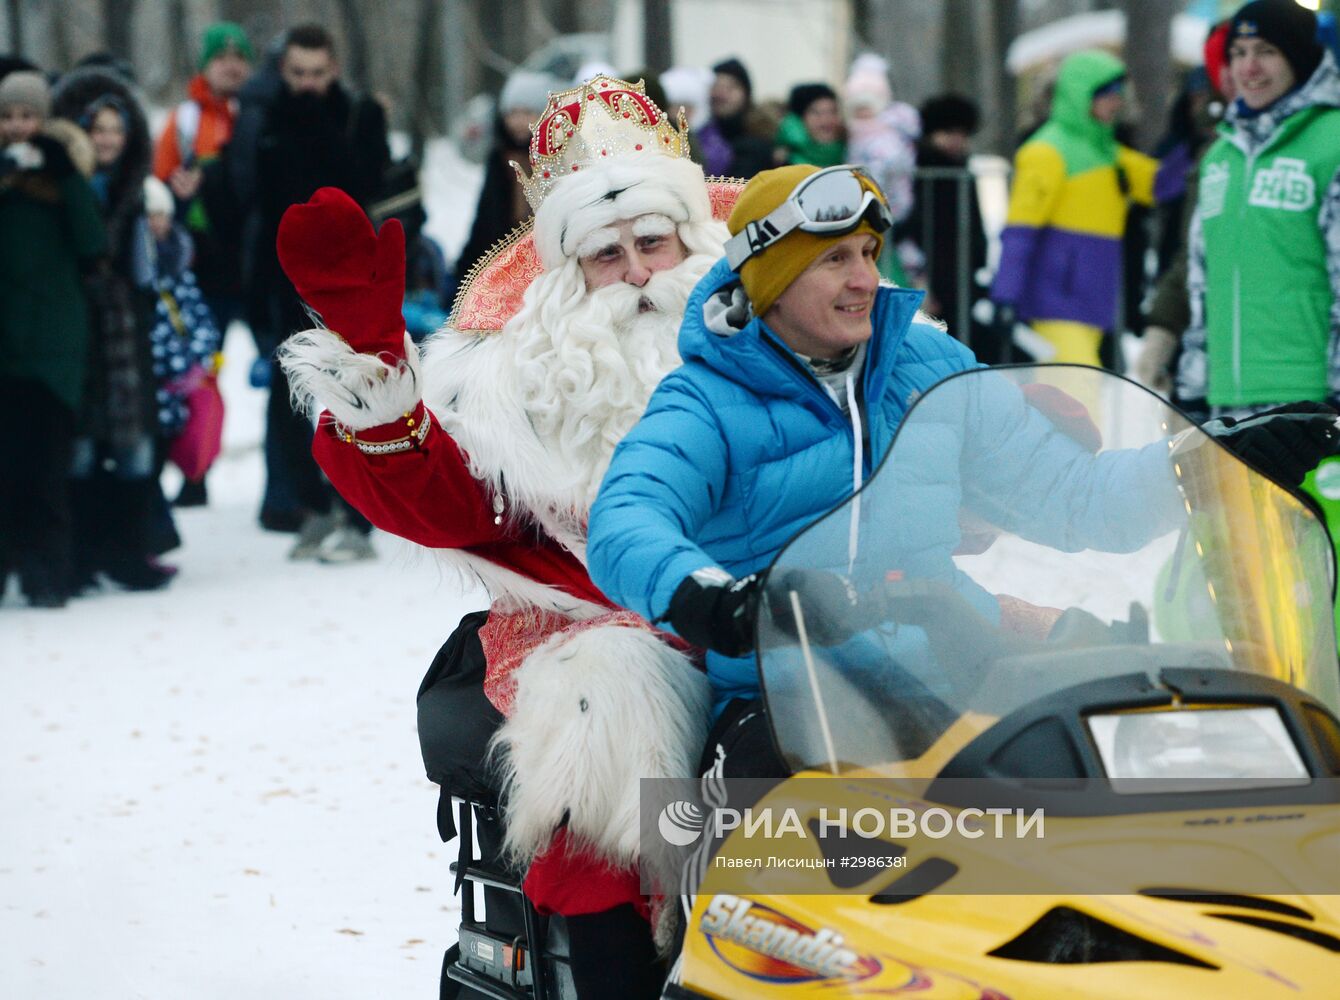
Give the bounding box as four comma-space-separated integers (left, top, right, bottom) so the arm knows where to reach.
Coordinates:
900, 159, 1149, 370
897, 160, 1012, 360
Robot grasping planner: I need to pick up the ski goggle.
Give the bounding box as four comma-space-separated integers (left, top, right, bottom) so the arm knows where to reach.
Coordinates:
725, 165, 893, 271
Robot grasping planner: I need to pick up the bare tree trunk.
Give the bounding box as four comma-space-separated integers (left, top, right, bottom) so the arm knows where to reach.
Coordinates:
5, 0, 22, 56
1122, 0, 1172, 152
102, 0, 136, 59
852, 0, 873, 48
442, 0, 484, 127
474, 0, 535, 94
548, 0, 579, 34
988, 0, 1020, 155
522, 0, 556, 57
51, 0, 73, 70
165, 0, 193, 92
941, 0, 980, 99
408, 0, 444, 159
219, 0, 280, 51
643, 0, 671, 77
574, 0, 612, 32
333, 0, 370, 91
860, 0, 942, 108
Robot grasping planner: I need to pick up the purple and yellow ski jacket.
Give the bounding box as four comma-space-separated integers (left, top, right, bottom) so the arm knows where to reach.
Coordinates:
992, 50, 1157, 330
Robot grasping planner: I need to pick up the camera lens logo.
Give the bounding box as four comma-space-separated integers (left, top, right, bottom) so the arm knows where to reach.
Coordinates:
658, 800, 704, 846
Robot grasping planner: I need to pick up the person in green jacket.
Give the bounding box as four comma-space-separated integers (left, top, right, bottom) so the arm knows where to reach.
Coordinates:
0, 69, 106, 607
1176, 0, 1340, 640
775, 82, 846, 168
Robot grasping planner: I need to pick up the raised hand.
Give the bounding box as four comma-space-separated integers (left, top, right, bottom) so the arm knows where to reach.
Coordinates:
276, 186, 406, 361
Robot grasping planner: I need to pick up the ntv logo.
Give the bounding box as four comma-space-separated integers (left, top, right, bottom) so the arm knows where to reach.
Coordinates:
1249, 157, 1315, 212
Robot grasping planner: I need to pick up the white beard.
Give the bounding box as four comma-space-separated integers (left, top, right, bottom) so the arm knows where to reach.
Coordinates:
420, 250, 716, 563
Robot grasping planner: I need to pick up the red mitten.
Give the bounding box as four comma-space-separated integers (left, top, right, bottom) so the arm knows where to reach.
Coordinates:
1022, 382, 1102, 453
276, 187, 406, 360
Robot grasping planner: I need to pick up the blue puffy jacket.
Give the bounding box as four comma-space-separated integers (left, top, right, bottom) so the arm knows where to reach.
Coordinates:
588, 258, 1179, 712
588, 259, 978, 706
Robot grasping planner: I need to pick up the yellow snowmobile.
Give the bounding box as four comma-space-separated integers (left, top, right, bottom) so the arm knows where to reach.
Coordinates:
665, 365, 1340, 999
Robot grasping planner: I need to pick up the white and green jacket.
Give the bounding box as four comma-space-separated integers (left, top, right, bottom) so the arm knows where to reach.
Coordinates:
1177, 51, 1340, 412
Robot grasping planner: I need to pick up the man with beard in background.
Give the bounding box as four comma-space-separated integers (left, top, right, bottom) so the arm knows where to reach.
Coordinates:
275, 77, 731, 997
250, 22, 389, 548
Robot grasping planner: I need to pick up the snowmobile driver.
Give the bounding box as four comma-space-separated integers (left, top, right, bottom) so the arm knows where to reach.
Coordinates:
274, 76, 732, 998
587, 163, 1340, 782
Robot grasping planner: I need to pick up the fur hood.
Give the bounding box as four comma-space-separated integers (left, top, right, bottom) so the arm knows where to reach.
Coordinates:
50, 65, 152, 247
0, 118, 96, 204
41, 118, 96, 178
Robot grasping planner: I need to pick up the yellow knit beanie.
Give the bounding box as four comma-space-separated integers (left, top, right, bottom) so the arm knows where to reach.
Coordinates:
727, 164, 887, 318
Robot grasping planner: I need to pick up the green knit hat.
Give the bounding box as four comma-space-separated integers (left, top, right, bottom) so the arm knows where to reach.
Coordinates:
198, 22, 253, 70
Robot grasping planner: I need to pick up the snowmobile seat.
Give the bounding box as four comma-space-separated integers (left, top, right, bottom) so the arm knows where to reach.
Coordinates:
418, 612, 577, 999
418, 609, 504, 807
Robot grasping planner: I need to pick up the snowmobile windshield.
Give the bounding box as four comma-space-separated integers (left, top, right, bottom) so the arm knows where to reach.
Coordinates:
756, 364, 1340, 774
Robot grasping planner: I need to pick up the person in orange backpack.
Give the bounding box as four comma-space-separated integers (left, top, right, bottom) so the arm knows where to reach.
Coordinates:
152, 22, 252, 506
153, 23, 252, 189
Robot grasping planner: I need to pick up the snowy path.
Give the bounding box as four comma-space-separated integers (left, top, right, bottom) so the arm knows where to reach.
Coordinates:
2, 326, 483, 999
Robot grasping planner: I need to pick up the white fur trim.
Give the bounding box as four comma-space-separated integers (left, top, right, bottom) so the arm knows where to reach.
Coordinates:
434, 547, 607, 619
278, 330, 422, 431
916, 309, 947, 331
491, 625, 711, 867
533, 156, 712, 269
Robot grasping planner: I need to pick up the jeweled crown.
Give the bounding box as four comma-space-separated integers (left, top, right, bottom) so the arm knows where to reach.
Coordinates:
513, 75, 691, 211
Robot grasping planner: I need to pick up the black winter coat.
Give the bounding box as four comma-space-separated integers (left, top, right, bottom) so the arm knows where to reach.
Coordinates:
455, 116, 531, 281
50, 66, 158, 449
0, 124, 105, 414
248, 82, 390, 344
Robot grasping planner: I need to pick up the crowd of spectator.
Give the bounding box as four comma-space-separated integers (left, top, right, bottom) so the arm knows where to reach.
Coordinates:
4, 0, 1337, 610
1, 19, 400, 607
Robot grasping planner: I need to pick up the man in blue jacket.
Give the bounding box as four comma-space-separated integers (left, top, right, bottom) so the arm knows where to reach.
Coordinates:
587, 164, 1340, 780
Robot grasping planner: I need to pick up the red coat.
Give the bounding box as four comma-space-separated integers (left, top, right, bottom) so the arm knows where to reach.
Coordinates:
311, 402, 644, 918
312, 402, 611, 609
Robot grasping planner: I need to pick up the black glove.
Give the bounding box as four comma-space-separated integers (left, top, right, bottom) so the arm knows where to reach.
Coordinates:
31, 134, 74, 179
664, 569, 762, 658
764, 569, 867, 647
1046, 602, 1149, 647
29, 134, 74, 179
1204, 401, 1340, 487
1178, 398, 1209, 426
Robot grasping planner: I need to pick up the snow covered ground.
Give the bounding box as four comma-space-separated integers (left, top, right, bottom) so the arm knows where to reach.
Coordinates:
2, 322, 486, 999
